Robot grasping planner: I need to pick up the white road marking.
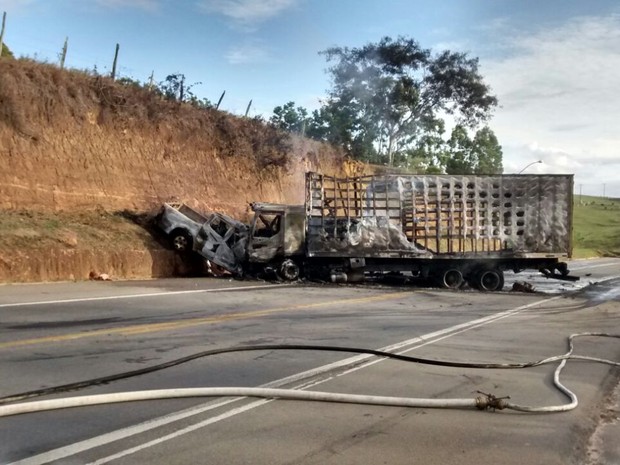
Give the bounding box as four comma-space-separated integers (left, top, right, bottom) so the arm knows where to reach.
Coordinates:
9, 295, 561, 465
1, 260, 615, 309
570, 261, 619, 271
87, 400, 274, 465
0, 284, 290, 309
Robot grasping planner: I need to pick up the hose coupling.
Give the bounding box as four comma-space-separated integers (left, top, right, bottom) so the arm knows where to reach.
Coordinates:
475, 391, 510, 411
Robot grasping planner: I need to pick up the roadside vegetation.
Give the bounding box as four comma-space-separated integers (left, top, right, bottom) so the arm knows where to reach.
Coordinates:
4, 34, 502, 175
0, 210, 158, 252
573, 195, 620, 258
269, 36, 503, 173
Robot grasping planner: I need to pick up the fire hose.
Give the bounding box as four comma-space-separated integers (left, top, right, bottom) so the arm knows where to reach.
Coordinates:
0, 332, 618, 417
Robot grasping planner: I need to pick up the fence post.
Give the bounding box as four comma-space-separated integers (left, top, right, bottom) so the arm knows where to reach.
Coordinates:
59, 37, 68, 69
245, 99, 252, 117
216, 90, 225, 110
147, 70, 154, 90
111, 43, 120, 80
0, 12, 6, 58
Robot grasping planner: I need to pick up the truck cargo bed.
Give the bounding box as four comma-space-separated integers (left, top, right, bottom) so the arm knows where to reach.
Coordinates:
305, 172, 573, 259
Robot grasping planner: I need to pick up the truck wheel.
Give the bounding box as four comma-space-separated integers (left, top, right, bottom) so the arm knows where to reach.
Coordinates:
171, 229, 192, 254
475, 268, 504, 292
279, 259, 301, 281
440, 268, 464, 289
556, 262, 569, 276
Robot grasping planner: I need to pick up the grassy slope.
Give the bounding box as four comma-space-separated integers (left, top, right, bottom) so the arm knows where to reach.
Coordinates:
572, 195, 620, 258
0, 209, 161, 252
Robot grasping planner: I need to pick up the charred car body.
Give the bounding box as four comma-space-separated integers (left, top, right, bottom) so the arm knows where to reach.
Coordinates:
157, 172, 576, 291
157, 202, 304, 279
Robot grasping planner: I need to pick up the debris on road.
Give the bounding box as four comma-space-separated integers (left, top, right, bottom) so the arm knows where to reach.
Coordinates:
89, 271, 112, 281
511, 281, 536, 293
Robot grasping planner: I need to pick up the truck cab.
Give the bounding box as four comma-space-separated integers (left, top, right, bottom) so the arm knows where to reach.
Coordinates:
246, 203, 306, 279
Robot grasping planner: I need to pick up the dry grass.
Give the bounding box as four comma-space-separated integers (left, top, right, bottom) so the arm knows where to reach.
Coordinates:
0, 58, 294, 168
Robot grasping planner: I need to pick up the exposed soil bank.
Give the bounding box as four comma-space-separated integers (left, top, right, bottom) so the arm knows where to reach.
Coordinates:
0, 60, 364, 282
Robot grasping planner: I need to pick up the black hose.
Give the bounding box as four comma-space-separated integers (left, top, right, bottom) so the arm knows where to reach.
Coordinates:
0, 343, 549, 405
4, 334, 619, 404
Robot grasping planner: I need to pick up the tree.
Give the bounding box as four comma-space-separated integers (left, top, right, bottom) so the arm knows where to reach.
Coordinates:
472, 126, 503, 174
442, 125, 503, 175
308, 102, 380, 161
320, 36, 498, 165
270, 101, 308, 133
1, 43, 14, 59
444, 125, 476, 174
397, 118, 448, 173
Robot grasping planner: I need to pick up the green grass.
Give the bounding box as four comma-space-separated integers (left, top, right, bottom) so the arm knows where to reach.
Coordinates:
0, 210, 160, 252
572, 195, 620, 258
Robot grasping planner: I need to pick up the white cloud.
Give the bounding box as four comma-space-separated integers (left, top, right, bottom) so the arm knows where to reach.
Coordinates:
225, 42, 269, 64
482, 14, 620, 195
197, 0, 297, 27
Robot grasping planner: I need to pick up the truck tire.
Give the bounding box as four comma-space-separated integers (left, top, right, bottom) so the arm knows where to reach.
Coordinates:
556, 262, 569, 276
279, 259, 301, 281
439, 268, 464, 289
474, 268, 504, 292
170, 229, 192, 255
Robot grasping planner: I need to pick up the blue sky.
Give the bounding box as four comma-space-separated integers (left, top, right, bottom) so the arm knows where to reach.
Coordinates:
2, 0, 619, 196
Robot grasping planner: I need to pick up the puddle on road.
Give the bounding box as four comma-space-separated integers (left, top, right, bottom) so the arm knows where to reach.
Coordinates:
505, 270, 620, 297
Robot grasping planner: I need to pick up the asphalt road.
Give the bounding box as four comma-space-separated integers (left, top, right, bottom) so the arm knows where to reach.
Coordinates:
0, 258, 619, 465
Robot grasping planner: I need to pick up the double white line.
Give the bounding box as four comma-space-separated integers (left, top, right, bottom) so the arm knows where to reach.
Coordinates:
9, 295, 562, 465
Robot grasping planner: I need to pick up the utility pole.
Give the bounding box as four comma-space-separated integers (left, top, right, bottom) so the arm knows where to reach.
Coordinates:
579, 184, 582, 204
0, 12, 7, 58
59, 37, 68, 69
245, 99, 252, 117
603, 183, 606, 199
111, 43, 120, 80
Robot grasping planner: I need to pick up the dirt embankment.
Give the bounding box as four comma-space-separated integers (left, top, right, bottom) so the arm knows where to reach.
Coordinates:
0, 60, 364, 283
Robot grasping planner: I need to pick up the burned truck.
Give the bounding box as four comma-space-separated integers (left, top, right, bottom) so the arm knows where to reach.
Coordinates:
157, 202, 304, 279
303, 172, 574, 290
158, 172, 575, 291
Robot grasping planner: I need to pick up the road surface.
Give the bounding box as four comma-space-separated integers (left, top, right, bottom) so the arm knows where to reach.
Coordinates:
1, 258, 619, 464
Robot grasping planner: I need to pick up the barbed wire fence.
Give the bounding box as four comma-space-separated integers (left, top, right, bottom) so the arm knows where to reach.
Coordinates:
0, 10, 260, 117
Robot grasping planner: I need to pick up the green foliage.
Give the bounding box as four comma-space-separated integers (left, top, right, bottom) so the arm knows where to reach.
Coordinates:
442, 125, 503, 174
317, 36, 498, 166
573, 195, 620, 258
187, 95, 213, 109
444, 125, 475, 174
270, 101, 308, 133
154, 73, 213, 109
390, 123, 503, 175
158, 73, 201, 103
471, 126, 503, 174
116, 76, 143, 89
1, 42, 14, 59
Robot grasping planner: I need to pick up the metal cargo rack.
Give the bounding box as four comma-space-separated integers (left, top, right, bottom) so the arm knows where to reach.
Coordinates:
305, 172, 573, 259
